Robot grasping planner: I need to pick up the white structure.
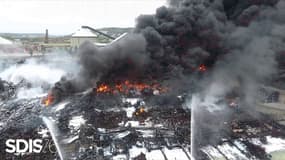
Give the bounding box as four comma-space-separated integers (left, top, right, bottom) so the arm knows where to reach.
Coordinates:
109, 33, 128, 45
70, 27, 129, 49
0, 36, 19, 53
70, 28, 99, 48
0, 36, 13, 45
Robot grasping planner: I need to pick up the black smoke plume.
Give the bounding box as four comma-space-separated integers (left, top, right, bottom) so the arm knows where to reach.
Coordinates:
78, 34, 148, 83
187, 1, 285, 158
52, 0, 283, 102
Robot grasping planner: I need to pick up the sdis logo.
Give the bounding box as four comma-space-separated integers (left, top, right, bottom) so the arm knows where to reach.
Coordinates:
5, 139, 43, 153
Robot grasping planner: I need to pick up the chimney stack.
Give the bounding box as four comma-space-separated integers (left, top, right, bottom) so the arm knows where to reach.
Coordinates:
44, 29, 48, 43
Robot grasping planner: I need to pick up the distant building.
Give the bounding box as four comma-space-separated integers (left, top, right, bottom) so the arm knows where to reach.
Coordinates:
70, 28, 99, 48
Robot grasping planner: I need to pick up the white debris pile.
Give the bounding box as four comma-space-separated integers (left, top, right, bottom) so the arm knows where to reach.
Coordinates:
114, 131, 131, 139
122, 98, 142, 105
251, 136, 285, 153
69, 116, 86, 130
217, 143, 248, 160
163, 147, 190, 160
55, 101, 70, 112
122, 106, 136, 118
38, 128, 49, 138
145, 149, 165, 160
202, 146, 225, 160
137, 130, 154, 138
129, 146, 147, 158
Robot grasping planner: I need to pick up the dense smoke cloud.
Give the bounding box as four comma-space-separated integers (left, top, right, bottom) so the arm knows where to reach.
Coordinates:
78, 34, 148, 84
204, 0, 285, 107
53, 0, 284, 103
76, 0, 232, 86
135, 0, 226, 70
188, 1, 285, 158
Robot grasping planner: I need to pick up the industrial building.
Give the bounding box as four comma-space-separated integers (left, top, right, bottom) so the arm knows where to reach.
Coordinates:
71, 27, 99, 48
70, 26, 120, 49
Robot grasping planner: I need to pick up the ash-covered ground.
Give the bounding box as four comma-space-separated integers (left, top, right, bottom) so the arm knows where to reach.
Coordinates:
0, 69, 285, 160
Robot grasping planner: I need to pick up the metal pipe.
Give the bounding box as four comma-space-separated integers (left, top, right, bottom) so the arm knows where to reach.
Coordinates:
81, 26, 116, 40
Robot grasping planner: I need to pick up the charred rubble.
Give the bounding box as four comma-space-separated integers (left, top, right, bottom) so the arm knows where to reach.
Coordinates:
1, 88, 285, 159
0, 79, 16, 100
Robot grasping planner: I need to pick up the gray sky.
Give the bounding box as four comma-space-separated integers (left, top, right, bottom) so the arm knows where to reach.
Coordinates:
0, 0, 166, 35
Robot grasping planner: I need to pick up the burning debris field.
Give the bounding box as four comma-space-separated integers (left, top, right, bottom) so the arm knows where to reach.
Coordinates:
1, 0, 285, 160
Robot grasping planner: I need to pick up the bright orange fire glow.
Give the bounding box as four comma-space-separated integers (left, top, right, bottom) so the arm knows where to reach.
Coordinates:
140, 107, 145, 113
198, 64, 207, 72
96, 84, 111, 93
135, 107, 146, 116
42, 93, 54, 106
96, 80, 167, 94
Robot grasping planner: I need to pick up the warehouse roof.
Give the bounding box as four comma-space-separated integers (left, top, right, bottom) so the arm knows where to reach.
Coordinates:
71, 28, 98, 38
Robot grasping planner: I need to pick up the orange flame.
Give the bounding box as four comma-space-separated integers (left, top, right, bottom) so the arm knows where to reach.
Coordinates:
198, 64, 207, 72
96, 80, 167, 94
139, 107, 145, 113
96, 84, 111, 93
135, 107, 146, 116
42, 93, 54, 106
